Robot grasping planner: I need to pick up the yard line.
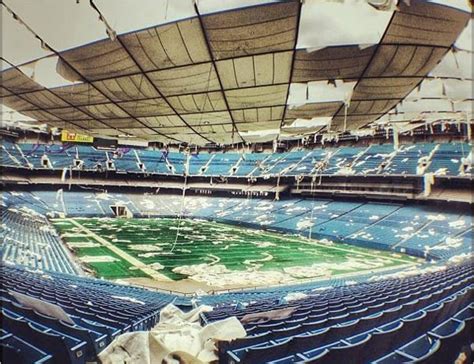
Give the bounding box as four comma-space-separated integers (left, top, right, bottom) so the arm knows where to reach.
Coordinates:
66, 218, 172, 282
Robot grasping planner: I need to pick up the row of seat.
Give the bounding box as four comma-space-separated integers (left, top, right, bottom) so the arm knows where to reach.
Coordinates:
1, 260, 472, 363
3, 140, 472, 177
209, 262, 474, 363
1, 208, 78, 274
0, 263, 178, 363
1, 262, 472, 364
205, 262, 472, 321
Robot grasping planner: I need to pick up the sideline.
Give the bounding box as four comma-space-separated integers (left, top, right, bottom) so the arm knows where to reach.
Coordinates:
197, 219, 420, 265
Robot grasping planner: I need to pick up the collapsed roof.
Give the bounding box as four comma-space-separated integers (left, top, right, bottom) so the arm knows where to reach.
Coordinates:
0, 0, 472, 145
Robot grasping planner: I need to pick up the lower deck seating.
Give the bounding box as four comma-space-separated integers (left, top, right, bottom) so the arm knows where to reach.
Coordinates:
0, 264, 177, 363
1, 189, 473, 363
1, 208, 78, 274
202, 262, 473, 364
1, 261, 472, 364
111, 149, 142, 173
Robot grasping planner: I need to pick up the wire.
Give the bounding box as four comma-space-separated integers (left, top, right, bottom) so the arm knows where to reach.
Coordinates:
308, 197, 315, 240
169, 175, 188, 253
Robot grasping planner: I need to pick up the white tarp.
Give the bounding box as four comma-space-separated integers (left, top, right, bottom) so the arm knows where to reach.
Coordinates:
10, 290, 75, 324
397, 99, 453, 114
407, 79, 445, 100
99, 304, 246, 364
288, 80, 356, 105
2, 0, 281, 65
443, 79, 473, 100
239, 128, 280, 143
286, 117, 332, 129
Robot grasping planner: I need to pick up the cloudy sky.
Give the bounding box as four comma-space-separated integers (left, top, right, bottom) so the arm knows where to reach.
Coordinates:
3, 0, 470, 68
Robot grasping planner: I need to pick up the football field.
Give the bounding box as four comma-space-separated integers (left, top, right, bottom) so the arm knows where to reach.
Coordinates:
52, 217, 421, 290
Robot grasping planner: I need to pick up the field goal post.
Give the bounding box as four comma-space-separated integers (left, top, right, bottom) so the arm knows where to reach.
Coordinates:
110, 205, 133, 218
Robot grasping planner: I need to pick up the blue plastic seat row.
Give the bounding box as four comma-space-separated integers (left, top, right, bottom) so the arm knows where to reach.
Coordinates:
2, 141, 471, 177
1, 263, 179, 363
225, 283, 472, 363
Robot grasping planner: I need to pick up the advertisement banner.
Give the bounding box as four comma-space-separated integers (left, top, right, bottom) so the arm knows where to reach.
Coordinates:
61, 130, 93, 143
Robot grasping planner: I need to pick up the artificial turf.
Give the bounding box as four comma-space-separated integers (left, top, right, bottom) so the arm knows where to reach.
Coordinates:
52, 217, 420, 281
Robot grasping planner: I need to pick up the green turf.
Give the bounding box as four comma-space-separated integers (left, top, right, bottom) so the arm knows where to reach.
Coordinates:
52, 217, 420, 281
76, 246, 146, 279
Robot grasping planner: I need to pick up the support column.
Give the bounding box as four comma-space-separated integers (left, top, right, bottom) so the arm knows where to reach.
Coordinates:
423, 173, 434, 198
392, 125, 399, 150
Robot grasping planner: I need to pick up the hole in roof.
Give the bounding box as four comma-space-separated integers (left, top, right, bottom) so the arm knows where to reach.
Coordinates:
297, 0, 393, 50
455, 20, 472, 51
19, 56, 83, 88
1, 5, 52, 67
287, 80, 356, 105
430, 50, 472, 79
0, 106, 44, 132
4, 0, 107, 52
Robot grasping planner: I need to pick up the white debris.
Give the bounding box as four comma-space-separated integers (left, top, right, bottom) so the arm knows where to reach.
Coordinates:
427, 214, 446, 221
128, 244, 163, 252
148, 263, 165, 271
284, 292, 308, 302
80, 255, 119, 263
449, 219, 466, 228
297, 219, 314, 230
111, 296, 145, 305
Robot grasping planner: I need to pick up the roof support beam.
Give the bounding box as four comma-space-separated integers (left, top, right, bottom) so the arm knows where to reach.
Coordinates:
278, 1, 303, 140
1, 2, 182, 144
114, 37, 218, 145
0, 58, 130, 134
80, 0, 218, 145
193, 3, 246, 145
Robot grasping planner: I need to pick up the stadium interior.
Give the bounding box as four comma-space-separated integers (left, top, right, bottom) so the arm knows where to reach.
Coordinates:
0, 0, 473, 363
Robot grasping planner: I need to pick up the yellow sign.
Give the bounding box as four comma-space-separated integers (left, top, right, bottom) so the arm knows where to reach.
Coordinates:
61, 130, 93, 143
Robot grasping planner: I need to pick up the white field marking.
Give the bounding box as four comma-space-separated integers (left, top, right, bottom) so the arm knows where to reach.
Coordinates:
195, 219, 420, 266
64, 219, 172, 281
